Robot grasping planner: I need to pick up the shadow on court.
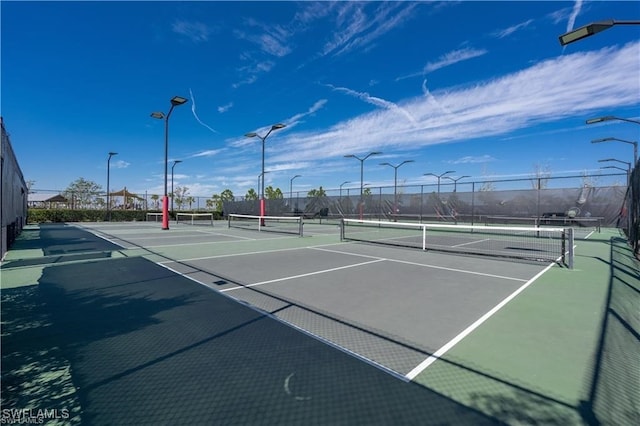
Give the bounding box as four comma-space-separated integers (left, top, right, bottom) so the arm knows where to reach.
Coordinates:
2, 224, 503, 424
579, 236, 640, 426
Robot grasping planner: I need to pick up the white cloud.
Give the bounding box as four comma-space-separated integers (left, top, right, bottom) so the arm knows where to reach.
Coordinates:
448, 155, 497, 165
566, 0, 584, 32
172, 20, 212, 43
112, 160, 130, 169
269, 42, 640, 165
218, 102, 233, 113
423, 47, 488, 74
191, 149, 224, 158
327, 84, 417, 125
493, 19, 534, 39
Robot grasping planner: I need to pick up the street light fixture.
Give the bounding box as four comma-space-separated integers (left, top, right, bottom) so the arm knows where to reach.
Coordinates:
601, 165, 629, 173
107, 152, 118, 221
586, 115, 640, 125
592, 136, 638, 165
245, 123, 286, 218
380, 160, 414, 220
151, 95, 188, 230
598, 158, 631, 170
344, 151, 382, 220
424, 171, 456, 195
443, 175, 471, 192
559, 20, 640, 46
290, 174, 301, 210
339, 181, 351, 201
171, 160, 182, 214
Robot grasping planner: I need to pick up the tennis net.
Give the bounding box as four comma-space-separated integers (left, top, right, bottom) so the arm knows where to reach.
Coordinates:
176, 212, 214, 226
228, 214, 304, 236
340, 218, 574, 267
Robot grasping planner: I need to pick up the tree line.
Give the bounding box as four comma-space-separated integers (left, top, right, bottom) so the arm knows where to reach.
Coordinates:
57, 177, 329, 211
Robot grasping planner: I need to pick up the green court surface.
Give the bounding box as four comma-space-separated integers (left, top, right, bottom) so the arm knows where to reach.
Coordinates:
1, 222, 637, 425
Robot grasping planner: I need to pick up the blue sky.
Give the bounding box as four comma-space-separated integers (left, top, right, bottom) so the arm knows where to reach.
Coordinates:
3, 1, 639, 198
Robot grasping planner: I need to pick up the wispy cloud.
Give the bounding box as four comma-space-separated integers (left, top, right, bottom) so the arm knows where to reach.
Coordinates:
326, 84, 417, 125
234, 25, 292, 57
172, 20, 212, 43
112, 160, 130, 169
566, 0, 584, 32
492, 19, 534, 39
218, 102, 233, 113
191, 149, 224, 158
447, 155, 496, 165
270, 42, 640, 165
189, 88, 217, 133
423, 47, 487, 73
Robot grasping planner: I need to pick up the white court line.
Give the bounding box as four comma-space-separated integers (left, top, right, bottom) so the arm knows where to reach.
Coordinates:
154, 260, 408, 381
221, 259, 385, 292
310, 246, 528, 282
405, 261, 556, 381
452, 238, 491, 248
159, 242, 350, 264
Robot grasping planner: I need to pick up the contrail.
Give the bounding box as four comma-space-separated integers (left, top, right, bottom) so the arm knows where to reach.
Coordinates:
189, 88, 217, 133
422, 79, 452, 115
566, 0, 583, 33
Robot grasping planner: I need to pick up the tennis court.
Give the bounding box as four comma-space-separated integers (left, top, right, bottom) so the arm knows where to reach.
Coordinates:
2, 218, 633, 424
77, 218, 574, 378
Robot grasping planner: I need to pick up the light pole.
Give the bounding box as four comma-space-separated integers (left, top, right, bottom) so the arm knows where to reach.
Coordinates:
245, 124, 286, 218
592, 137, 638, 166
257, 171, 271, 209
107, 152, 117, 221
559, 20, 640, 46
289, 174, 301, 211
424, 171, 455, 195
339, 181, 350, 200
344, 151, 382, 220
171, 160, 182, 214
380, 160, 414, 220
443, 175, 470, 192
151, 95, 188, 230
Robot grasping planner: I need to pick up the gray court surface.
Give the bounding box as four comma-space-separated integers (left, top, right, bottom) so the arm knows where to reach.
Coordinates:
1, 221, 568, 424
78, 221, 550, 379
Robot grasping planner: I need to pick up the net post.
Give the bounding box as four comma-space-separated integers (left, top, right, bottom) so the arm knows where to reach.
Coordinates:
228, 214, 231, 229
422, 224, 426, 251
340, 218, 345, 241
567, 227, 574, 269
299, 216, 304, 237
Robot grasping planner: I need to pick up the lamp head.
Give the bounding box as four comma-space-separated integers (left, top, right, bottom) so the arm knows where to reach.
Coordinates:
586, 116, 615, 125
170, 96, 188, 106
271, 123, 286, 130
245, 132, 258, 138
150, 112, 164, 119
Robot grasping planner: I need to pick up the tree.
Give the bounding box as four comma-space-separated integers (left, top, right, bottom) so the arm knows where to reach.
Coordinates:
245, 188, 258, 201
64, 177, 102, 209
307, 187, 327, 198
151, 194, 160, 210
220, 189, 234, 203
174, 186, 189, 210
265, 185, 283, 199
185, 196, 195, 210
530, 163, 551, 190
207, 194, 222, 211
219, 189, 235, 215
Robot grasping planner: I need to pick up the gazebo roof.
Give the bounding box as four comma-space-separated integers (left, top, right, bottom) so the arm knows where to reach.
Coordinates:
28, 193, 68, 203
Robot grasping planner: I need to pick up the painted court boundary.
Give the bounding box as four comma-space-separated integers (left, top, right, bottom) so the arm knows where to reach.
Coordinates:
405, 261, 557, 380
82, 224, 556, 383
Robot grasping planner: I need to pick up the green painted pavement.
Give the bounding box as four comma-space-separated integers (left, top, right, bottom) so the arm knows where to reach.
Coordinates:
413, 229, 634, 425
